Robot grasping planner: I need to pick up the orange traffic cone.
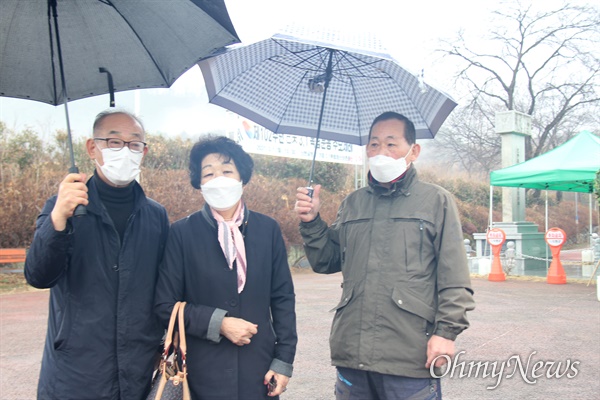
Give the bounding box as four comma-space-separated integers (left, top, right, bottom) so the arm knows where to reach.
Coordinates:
545, 228, 567, 285
488, 243, 506, 282
487, 228, 506, 282
547, 244, 567, 284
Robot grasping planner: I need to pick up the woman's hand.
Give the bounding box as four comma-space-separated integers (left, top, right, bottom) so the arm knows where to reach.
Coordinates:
264, 370, 290, 397
220, 317, 257, 346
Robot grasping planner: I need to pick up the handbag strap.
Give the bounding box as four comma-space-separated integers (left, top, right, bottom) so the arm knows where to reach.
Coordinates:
178, 302, 187, 368
162, 302, 182, 358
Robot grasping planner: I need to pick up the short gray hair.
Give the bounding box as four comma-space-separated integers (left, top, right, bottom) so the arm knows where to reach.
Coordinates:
93, 109, 145, 137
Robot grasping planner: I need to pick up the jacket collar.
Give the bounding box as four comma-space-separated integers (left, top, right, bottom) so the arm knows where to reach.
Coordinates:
86, 173, 148, 217
199, 202, 250, 236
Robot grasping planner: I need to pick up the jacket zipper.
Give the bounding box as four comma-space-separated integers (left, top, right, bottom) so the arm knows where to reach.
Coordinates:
419, 219, 424, 266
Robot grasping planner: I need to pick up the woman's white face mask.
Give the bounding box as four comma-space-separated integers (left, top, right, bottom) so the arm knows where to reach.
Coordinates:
96, 147, 143, 186
368, 145, 414, 183
201, 176, 243, 211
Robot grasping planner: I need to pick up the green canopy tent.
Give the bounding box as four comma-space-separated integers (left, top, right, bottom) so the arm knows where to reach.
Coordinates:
490, 130, 600, 237
491, 130, 600, 193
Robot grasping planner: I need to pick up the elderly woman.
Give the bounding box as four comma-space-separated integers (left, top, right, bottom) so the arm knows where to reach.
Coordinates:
155, 136, 297, 399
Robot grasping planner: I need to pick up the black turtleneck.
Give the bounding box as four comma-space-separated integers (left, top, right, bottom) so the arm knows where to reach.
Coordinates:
94, 174, 135, 244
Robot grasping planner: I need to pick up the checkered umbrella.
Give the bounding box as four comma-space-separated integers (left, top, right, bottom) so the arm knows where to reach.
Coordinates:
198, 26, 457, 184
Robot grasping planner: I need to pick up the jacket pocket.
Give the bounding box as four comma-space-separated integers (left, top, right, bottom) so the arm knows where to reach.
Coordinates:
269, 319, 277, 342
391, 286, 435, 324
53, 302, 74, 351
389, 215, 434, 273
329, 284, 358, 362
330, 284, 354, 313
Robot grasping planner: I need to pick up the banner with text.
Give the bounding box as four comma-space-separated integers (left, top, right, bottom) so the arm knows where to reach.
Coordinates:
232, 119, 364, 166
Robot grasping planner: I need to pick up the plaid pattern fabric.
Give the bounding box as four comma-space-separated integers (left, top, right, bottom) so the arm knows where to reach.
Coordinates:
198, 28, 457, 145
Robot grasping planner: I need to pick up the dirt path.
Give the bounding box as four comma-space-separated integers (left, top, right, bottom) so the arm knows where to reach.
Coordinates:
1, 273, 598, 399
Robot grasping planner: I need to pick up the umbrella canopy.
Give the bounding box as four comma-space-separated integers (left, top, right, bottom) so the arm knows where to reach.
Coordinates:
490, 131, 600, 193
198, 26, 457, 147
1, 0, 239, 216
0, 0, 240, 105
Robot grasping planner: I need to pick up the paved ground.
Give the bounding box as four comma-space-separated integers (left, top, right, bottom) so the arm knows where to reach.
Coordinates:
1, 272, 599, 400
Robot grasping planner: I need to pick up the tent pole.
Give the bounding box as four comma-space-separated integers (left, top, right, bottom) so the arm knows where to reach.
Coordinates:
545, 190, 549, 271
488, 185, 494, 260
575, 192, 579, 243
590, 193, 593, 248
545, 190, 548, 233
489, 185, 493, 230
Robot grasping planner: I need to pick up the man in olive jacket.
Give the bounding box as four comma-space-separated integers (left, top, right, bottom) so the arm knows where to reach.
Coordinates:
295, 112, 475, 399
25, 110, 169, 400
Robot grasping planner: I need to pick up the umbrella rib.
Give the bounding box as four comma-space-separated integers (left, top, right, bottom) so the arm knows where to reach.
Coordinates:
269, 48, 386, 81
273, 49, 329, 71
270, 54, 324, 71
272, 39, 331, 71
47, 4, 59, 105
333, 51, 388, 78
271, 39, 388, 80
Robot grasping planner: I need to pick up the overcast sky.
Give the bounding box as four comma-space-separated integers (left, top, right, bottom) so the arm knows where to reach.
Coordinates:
0, 0, 585, 142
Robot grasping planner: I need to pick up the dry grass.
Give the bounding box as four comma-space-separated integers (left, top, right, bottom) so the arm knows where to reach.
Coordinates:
0, 267, 37, 294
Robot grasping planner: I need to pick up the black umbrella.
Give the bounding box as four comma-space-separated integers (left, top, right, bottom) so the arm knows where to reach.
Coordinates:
0, 0, 240, 214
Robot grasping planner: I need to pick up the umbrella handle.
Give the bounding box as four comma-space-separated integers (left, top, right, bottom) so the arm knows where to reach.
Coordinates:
99, 68, 115, 107
68, 166, 87, 217
305, 186, 314, 198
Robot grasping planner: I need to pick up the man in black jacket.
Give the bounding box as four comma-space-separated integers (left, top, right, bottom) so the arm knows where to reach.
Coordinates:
25, 110, 170, 400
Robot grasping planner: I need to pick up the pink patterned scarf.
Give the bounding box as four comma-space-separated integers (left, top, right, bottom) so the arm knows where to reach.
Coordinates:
211, 202, 247, 293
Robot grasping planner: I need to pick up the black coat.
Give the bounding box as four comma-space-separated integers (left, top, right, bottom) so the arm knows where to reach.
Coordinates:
155, 204, 297, 400
25, 176, 169, 400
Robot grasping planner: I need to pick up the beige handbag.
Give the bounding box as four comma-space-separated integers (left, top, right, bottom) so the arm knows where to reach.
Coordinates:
146, 301, 191, 400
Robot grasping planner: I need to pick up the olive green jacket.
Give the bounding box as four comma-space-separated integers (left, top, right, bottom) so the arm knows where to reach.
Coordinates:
300, 167, 475, 378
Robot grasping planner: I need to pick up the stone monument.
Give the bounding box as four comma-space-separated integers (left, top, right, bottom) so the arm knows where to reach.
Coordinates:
496, 110, 529, 222
474, 110, 548, 274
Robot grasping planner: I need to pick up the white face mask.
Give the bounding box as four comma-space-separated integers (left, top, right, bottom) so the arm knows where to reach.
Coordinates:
201, 176, 244, 211
368, 145, 413, 183
95, 147, 143, 186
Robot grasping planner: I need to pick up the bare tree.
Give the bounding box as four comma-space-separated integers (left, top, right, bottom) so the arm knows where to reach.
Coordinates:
434, 1, 600, 174
432, 101, 502, 176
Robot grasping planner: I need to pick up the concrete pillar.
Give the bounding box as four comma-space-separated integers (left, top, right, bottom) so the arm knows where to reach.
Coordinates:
495, 111, 532, 222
